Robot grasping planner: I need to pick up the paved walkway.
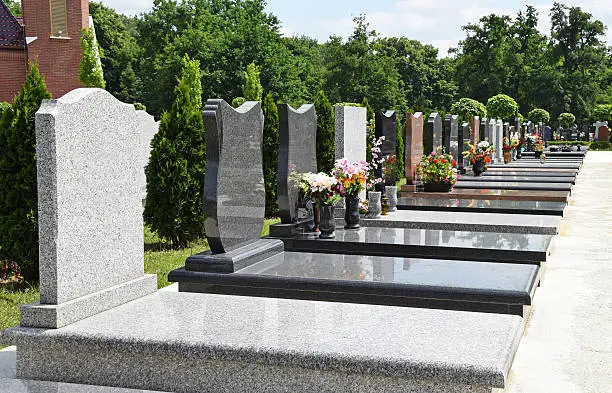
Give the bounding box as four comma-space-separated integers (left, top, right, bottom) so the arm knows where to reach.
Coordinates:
503, 152, 612, 392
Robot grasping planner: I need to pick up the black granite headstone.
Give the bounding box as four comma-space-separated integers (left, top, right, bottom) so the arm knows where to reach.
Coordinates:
543, 126, 553, 142
424, 112, 442, 155
277, 104, 317, 225
480, 117, 487, 141
375, 110, 397, 157
445, 115, 459, 162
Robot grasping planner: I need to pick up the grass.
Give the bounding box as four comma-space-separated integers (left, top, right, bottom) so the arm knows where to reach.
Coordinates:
0, 218, 281, 348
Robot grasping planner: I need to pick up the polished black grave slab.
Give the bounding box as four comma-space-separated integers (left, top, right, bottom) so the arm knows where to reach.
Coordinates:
458, 175, 575, 184
396, 198, 566, 216
271, 227, 552, 264
482, 171, 578, 178
454, 181, 572, 191
488, 162, 580, 169
171, 251, 540, 316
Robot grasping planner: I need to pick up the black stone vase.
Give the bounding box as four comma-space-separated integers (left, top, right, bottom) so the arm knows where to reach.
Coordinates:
344, 196, 360, 229
472, 160, 485, 176
516, 148, 522, 159
319, 205, 336, 239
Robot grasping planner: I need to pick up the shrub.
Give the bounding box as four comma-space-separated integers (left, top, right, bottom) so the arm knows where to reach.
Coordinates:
314, 90, 335, 173
242, 62, 263, 102
592, 104, 612, 123
558, 112, 576, 129
79, 27, 106, 88
451, 98, 486, 122
144, 55, 206, 248
0, 63, 51, 281
590, 141, 611, 150
528, 108, 551, 124
262, 93, 279, 216
486, 94, 519, 121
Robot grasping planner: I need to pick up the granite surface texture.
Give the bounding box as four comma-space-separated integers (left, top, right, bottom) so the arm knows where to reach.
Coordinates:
488, 162, 580, 169
459, 122, 468, 169
3, 291, 524, 392
454, 181, 572, 191
335, 105, 367, 163
445, 114, 459, 160
458, 175, 575, 184
277, 104, 317, 224
424, 112, 442, 154
495, 120, 504, 163
404, 112, 423, 185
202, 99, 265, 253
396, 198, 566, 216
482, 171, 577, 177
399, 189, 569, 202
470, 116, 480, 146
375, 110, 397, 157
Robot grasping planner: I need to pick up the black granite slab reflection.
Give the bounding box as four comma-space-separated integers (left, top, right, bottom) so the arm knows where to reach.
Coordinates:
172, 252, 540, 316
458, 175, 575, 184
271, 227, 552, 264
396, 197, 566, 216
521, 151, 586, 158
483, 171, 578, 178
454, 181, 572, 191
488, 163, 580, 169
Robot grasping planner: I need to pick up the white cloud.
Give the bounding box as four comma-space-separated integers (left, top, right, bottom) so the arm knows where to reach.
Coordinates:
98, 0, 153, 16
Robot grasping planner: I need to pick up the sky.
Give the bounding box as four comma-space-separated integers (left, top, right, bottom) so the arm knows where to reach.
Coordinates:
99, 0, 612, 57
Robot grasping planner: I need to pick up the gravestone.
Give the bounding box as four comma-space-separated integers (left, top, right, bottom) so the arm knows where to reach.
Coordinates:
504, 122, 510, 139
470, 116, 480, 146
136, 110, 159, 207
445, 114, 459, 162
515, 118, 522, 138
424, 112, 442, 154
276, 104, 317, 227
543, 126, 553, 143
597, 125, 610, 142
403, 112, 423, 190
335, 105, 367, 162
480, 117, 488, 142
375, 110, 397, 156
20, 89, 157, 329
495, 120, 504, 163
460, 122, 470, 171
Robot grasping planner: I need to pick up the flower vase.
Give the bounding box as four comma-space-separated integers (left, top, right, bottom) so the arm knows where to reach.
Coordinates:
385, 186, 398, 212
318, 206, 336, 239
503, 151, 512, 164
472, 161, 484, 176
366, 191, 381, 219
344, 196, 360, 229
516, 148, 522, 159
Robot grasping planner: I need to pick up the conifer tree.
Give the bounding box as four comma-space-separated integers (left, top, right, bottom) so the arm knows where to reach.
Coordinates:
79, 27, 106, 88
262, 93, 279, 216
0, 63, 51, 281
243, 62, 263, 102
144, 55, 205, 247
314, 90, 335, 172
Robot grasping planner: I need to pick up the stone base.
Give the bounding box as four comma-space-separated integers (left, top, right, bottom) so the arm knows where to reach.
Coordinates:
3, 291, 524, 393
19, 274, 157, 329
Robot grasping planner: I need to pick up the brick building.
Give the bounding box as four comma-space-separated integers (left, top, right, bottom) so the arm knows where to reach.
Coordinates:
0, 0, 89, 103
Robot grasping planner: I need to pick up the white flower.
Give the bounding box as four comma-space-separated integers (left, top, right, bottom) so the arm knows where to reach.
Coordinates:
477, 140, 490, 149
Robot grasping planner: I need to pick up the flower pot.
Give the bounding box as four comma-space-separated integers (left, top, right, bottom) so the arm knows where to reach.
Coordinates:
318, 206, 335, 239
385, 186, 398, 212
472, 161, 485, 176
423, 183, 453, 192
344, 196, 360, 229
503, 151, 512, 164
366, 191, 381, 218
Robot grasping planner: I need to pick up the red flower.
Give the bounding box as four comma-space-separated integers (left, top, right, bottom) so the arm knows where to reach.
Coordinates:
452, 160, 457, 166
441, 158, 447, 164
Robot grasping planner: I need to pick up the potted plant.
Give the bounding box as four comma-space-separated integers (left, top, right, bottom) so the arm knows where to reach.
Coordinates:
332, 158, 368, 230
305, 172, 344, 239
462, 141, 492, 176
416, 148, 458, 192
502, 137, 513, 164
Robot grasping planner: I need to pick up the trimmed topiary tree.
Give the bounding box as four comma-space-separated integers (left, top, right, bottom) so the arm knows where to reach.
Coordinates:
144, 55, 206, 247
450, 98, 486, 122
558, 112, 576, 129
262, 92, 279, 217
314, 90, 335, 173
79, 27, 106, 88
486, 94, 519, 121
528, 108, 550, 124
0, 63, 51, 281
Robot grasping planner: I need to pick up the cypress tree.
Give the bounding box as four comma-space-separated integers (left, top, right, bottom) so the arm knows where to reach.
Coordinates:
262, 93, 279, 216
79, 27, 106, 88
314, 90, 335, 172
144, 55, 206, 247
0, 63, 51, 281
242, 62, 263, 102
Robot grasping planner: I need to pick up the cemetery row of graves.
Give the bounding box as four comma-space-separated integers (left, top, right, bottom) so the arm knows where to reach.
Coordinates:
0, 74, 588, 392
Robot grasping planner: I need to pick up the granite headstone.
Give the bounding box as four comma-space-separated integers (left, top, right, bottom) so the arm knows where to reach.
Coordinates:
445, 114, 459, 162
21, 88, 157, 329
335, 105, 367, 163
543, 126, 553, 142
460, 122, 470, 171
480, 117, 487, 142
495, 120, 504, 163
375, 110, 397, 156
424, 112, 442, 154
404, 112, 423, 187
470, 116, 480, 146
597, 125, 610, 142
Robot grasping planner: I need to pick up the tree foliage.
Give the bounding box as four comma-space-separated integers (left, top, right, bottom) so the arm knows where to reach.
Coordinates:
528, 108, 551, 124
0, 63, 51, 281
592, 104, 612, 123
486, 94, 519, 120
4, 0, 20, 16
262, 93, 278, 216
558, 112, 576, 129
144, 55, 206, 247
451, 98, 486, 122
314, 90, 335, 173
242, 62, 263, 102
79, 27, 106, 88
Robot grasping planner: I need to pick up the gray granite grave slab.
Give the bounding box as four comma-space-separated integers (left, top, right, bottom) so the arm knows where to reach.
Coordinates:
396, 197, 566, 216
21, 88, 157, 329
483, 171, 577, 178
458, 175, 575, 184
454, 181, 572, 191
2, 291, 524, 392
175, 252, 539, 316
276, 104, 317, 225
424, 112, 442, 155
335, 105, 367, 162
336, 210, 559, 234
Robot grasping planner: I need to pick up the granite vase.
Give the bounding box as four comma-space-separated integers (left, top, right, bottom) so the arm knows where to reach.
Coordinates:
385, 186, 398, 212
318, 206, 335, 239
503, 151, 512, 164
423, 183, 453, 192
366, 191, 382, 218
344, 196, 360, 229
472, 161, 484, 176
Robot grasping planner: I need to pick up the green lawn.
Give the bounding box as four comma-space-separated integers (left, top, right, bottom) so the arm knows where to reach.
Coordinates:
0, 218, 280, 347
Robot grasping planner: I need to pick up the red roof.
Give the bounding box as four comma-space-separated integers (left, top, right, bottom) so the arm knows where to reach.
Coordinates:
0, 0, 25, 50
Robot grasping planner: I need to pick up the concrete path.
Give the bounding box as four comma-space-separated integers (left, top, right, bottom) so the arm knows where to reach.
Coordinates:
502, 152, 612, 392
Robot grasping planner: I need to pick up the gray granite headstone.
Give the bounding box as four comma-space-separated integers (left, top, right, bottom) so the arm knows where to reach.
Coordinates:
375, 110, 397, 157
335, 105, 367, 163
543, 126, 553, 142
21, 88, 157, 329
515, 118, 522, 138
445, 115, 459, 162
459, 122, 469, 171
277, 104, 317, 224
424, 112, 442, 155
504, 122, 510, 139
495, 120, 504, 163
203, 99, 266, 253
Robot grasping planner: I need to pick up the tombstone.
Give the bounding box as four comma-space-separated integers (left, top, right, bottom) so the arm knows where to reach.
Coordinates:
136, 111, 159, 207
444, 114, 459, 161
276, 104, 317, 228
470, 116, 480, 146
480, 117, 487, 142
335, 105, 367, 163
597, 125, 610, 142
403, 112, 423, 190
460, 122, 470, 172
495, 120, 504, 163
515, 118, 522, 138
503, 122, 510, 140
543, 126, 553, 143
375, 110, 397, 185
19, 89, 158, 329
489, 119, 498, 162
424, 112, 442, 154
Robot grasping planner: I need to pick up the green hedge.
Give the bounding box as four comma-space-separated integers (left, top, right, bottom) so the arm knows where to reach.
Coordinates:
547, 141, 590, 146
590, 141, 611, 150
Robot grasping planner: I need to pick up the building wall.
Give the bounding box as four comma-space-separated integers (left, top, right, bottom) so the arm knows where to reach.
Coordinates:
22, 0, 89, 99
0, 49, 26, 103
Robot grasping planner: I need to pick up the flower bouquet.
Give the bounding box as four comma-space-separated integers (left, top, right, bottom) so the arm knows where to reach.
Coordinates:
301, 172, 344, 239
502, 137, 513, 163
462, 141, 493, 175
417, 147, 458, 192
333, 159, 369, 229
